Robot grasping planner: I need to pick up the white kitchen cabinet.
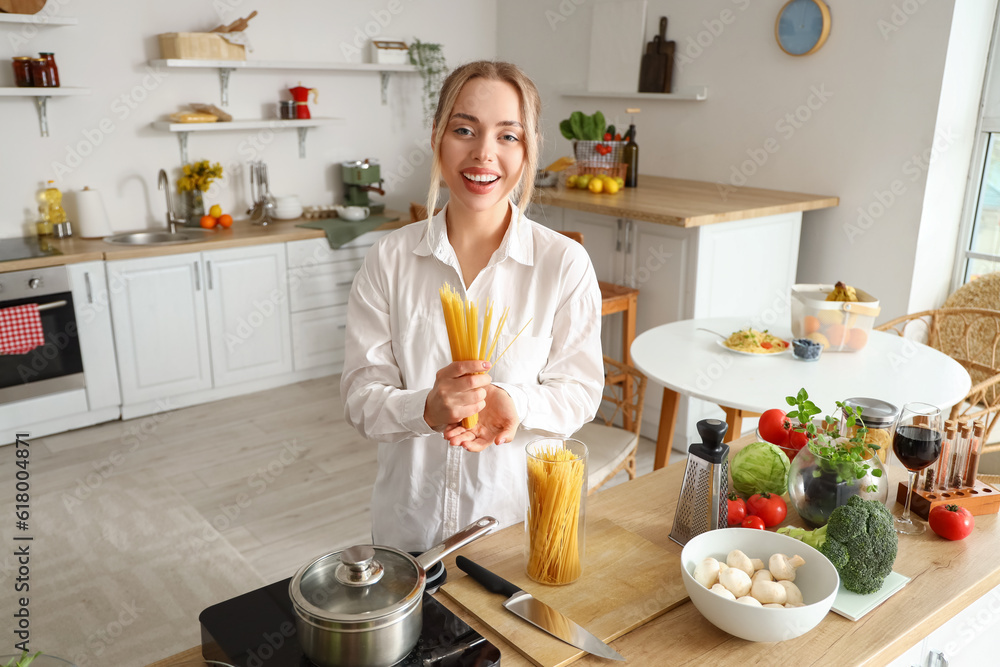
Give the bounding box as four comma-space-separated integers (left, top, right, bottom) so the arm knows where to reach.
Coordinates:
66, 261, 121, 411
108, 252, 213, 405
291, 304, 348, 370
203, 245, 292, 387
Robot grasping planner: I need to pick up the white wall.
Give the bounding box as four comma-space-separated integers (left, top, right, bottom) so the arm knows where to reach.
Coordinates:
498, 0, 995, 321
0, 0, 497, 237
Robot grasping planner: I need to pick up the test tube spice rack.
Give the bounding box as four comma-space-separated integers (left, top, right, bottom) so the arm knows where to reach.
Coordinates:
895, 418, 999, 519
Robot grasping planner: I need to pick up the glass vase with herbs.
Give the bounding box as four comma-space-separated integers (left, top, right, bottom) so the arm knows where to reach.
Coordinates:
785, 388, 888, 527
176, 160, 223, 226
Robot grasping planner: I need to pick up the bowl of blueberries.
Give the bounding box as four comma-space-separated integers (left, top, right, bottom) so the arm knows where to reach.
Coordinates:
791, 338, 823, 362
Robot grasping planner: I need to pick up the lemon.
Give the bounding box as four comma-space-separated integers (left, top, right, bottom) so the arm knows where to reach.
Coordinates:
588, 178, 603, 194
614, 177, 624, 188
209, 204, 222, 218
566, 175, 578, 189
604, 179, 620, 194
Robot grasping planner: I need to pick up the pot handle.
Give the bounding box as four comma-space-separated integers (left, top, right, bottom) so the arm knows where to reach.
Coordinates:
416, 516, 497, 572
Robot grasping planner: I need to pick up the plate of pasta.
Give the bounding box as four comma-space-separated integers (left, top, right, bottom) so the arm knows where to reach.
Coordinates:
717, 328, 790, 356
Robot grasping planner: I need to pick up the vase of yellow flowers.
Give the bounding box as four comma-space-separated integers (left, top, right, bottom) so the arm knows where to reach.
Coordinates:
177, 160, 223, 225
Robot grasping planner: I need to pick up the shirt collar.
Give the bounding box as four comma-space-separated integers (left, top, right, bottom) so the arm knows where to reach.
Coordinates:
413, 200, 534, 267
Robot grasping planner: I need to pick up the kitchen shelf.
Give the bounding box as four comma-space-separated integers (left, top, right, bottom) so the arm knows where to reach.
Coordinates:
148, 59, 417, 106
151, 118, 344, 161
560, 86, 709, 101
0, 14, 77, 25
0, 87, 91, 137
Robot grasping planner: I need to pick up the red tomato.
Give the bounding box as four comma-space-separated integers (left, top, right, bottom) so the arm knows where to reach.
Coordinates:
758, 408, 789, 446
761, 341, 773, 349
787, 426, 809, 452
727, 493, 746, 526
929, 504, 974, 540
747, 492, 787, 527
741, 515, 765, 530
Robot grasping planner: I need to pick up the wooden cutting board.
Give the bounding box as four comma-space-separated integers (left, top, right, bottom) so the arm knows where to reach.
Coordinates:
441, 518, 686, 667
0, 0, 46, 14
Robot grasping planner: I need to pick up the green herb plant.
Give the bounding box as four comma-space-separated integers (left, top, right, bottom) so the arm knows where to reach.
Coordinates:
785, 387, 884, 493
3, 652, 41, 667
408, 39, 447, 124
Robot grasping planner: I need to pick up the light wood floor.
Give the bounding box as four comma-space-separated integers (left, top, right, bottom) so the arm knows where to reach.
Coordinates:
15, 374, 675, 585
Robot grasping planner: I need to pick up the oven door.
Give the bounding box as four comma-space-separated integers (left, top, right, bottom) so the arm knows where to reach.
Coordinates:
0, 292, 85, 403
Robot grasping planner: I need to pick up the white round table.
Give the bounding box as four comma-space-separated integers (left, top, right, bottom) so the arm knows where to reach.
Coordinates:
631, 317, 972, 469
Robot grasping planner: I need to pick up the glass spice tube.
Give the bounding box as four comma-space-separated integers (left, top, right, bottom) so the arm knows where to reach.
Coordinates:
964, 420, 985, 487
950, 421, 971, 489
39, 52, 59, 87
936, 420, 957, 490
12, 57, 33, 87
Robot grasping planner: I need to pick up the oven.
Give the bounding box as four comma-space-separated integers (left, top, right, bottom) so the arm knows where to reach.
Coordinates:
0, 265, 85, 403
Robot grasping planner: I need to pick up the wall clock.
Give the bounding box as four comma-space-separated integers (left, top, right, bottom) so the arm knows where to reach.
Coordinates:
775, 0, 831, 56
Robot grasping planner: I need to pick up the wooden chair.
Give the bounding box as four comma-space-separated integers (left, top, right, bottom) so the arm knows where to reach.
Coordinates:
575, 355, 648, 494
876, 307, 1000, 453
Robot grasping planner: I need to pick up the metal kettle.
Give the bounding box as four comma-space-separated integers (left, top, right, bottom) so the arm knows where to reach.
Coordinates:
669, 419, 730, 546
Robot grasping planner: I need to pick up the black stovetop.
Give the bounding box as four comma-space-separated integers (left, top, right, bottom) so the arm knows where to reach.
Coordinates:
0, 237, 61, 263
199, 577, 500, 667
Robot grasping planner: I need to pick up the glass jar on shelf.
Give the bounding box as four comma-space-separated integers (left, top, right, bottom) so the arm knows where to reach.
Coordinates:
12, 57, 33, 87
39, 52, 59, 87
29, 58, 51, 87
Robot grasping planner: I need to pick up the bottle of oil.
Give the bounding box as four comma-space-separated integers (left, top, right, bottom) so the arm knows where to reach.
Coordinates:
622, 124, 638, 188
37, 181, 66, 237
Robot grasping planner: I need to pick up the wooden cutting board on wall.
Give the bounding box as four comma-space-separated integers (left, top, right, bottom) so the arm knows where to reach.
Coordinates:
0, 0, 46, 14
441, 518, 687, 667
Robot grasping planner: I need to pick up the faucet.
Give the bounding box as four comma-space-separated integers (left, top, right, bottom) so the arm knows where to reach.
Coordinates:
158, 169, 184, 233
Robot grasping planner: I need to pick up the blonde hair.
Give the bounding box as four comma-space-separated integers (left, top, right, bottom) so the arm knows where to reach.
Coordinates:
425, 61, 541, 226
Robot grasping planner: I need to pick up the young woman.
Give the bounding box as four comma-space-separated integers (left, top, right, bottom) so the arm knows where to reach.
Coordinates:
341, 61, 603, 551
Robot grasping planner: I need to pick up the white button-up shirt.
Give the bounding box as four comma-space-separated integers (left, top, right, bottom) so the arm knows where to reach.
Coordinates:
341, 202, 603, 551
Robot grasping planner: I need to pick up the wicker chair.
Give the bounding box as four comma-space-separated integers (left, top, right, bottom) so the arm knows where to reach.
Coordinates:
574, 355, 647, 494
876, 308, 1000, 453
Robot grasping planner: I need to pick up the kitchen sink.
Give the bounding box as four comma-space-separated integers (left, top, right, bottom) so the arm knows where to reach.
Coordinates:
104, 229, 213, 245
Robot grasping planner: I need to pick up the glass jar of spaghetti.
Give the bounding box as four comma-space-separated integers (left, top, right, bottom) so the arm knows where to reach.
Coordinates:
525, 437, 587, 585
840, 397, 898, 464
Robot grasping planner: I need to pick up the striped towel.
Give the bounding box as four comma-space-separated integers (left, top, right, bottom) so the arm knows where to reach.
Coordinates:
0, 304, 45, 355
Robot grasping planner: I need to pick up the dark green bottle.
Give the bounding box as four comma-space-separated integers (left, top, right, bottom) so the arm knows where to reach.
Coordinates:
622, 124, 638, 187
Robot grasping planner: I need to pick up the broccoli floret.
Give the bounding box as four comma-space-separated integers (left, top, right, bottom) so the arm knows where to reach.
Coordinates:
778, 496, 898, 595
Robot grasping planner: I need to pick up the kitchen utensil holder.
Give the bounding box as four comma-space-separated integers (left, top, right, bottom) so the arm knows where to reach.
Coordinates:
895, 480, 999, 519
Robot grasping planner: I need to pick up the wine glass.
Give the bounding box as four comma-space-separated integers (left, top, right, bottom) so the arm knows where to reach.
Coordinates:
891, 402, 944, 535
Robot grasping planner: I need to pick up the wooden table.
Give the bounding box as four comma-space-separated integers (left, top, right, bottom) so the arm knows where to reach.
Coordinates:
631, 317, 973, 470
151, 434, 1000, 667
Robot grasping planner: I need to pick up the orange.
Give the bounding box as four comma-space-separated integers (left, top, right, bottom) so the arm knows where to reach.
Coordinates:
826, 323, 848, 347
803, 315, 820, 334
200, 215, 217, 229
847, 327, 868, 351
217, 214, 233, 228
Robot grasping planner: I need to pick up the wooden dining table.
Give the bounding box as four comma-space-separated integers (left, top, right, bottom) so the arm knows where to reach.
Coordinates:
150, 433, 1000, 667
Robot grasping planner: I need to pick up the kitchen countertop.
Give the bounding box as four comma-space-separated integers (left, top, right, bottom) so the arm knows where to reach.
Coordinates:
535, 175, 839, 227
150, 433, 1000, 667
0, 211, 412, 273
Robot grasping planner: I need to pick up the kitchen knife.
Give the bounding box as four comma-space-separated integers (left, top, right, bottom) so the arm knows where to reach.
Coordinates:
456, 556, 625, 662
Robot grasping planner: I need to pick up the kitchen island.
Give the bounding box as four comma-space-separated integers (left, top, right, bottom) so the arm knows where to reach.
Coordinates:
534, 176, 839, 453
151, 433, 1000, 667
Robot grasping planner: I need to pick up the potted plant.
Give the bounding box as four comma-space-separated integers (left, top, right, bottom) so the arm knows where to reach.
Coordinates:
785, 388, 888, 527
408, 39, 446, 123
176, 160, 223, 224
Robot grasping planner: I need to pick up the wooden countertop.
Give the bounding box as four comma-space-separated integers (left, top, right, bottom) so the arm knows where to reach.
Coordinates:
149, 433, 1000, 667
0, 211, 411, 273
535, 175, 839, 227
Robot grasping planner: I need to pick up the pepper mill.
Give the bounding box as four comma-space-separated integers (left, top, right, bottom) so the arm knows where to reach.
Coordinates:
669, 419, 730, 547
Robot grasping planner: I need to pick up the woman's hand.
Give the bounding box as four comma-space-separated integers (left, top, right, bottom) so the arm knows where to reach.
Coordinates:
443, 384, 519, 452
423, 361, 493, 431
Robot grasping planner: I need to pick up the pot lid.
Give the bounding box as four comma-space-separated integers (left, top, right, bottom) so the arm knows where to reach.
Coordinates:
292, 545, 422, 618
842, 397, 899, 429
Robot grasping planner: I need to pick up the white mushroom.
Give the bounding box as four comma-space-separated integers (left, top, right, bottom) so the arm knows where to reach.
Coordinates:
751, 569, 774, 584
750, 558, 765, 572
735, 595, 762, 606
763, 603, 785, 608
710, 584, 736, 601
718, 562, 730, 573
694, 557, 721, 589
769, 553, 806, 581
726, 549, 755, 577
777, 580, 804, 606
750, 578, 787, 605
719, 567, 752, 598
784, 602, 805, 608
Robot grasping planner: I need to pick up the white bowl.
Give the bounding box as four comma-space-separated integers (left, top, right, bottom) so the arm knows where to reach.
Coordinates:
680, 527, 839, 642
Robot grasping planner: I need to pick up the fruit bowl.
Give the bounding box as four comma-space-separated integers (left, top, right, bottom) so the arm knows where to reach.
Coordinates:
679, 528, 839, 642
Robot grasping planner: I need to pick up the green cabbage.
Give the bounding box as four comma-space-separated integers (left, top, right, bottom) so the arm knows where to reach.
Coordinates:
731, 441, 790, 497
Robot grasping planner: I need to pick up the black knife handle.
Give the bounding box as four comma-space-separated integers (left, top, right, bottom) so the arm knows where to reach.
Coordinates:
456, 556, 521, 598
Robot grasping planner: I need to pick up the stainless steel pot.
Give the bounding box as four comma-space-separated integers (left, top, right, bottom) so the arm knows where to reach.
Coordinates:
288, 516, 497, 667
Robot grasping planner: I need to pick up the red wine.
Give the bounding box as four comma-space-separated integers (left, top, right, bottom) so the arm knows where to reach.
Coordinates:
893, 425, 943, 470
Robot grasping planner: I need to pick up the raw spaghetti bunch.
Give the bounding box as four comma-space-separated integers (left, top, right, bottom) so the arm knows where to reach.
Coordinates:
526, 442, 585, 584
438, 282, 530, 428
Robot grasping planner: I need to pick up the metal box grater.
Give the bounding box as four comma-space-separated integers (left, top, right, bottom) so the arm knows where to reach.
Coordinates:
669, 419, 730, 546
